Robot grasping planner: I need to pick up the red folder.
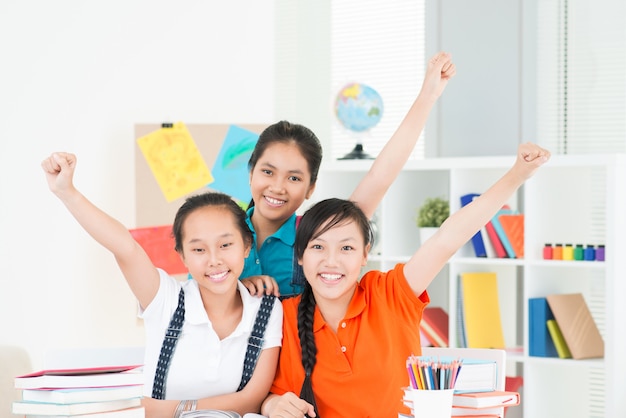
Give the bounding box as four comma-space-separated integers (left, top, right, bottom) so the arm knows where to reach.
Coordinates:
485, 221, 507, 258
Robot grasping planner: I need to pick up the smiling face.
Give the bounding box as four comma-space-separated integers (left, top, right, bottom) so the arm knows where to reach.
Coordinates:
249, 141, 316, 226
299, 219, 370, 305
179, 206, 251, 296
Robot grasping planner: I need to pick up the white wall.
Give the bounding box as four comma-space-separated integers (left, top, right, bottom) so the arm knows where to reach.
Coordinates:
0, 0, 275, 370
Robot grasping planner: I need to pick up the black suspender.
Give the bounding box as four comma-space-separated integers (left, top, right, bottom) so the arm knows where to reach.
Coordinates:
152, 289, 276, 398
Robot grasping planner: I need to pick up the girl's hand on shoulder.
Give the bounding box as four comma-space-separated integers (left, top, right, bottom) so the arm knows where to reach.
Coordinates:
240, 275, 281, 297
41, 152, 77, 197
267, 392, 316, 418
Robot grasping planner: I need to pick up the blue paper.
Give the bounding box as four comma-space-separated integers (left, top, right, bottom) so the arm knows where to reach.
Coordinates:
208, 125, 259, 203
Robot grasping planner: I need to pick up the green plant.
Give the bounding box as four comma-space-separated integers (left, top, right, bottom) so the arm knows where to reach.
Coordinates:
416, 197, 450, 227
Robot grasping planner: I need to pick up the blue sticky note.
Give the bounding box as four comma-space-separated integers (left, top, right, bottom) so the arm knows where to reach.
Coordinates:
208, 125, 259, 204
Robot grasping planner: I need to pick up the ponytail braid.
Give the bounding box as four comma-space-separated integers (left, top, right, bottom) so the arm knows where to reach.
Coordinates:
298, 283, 320, 417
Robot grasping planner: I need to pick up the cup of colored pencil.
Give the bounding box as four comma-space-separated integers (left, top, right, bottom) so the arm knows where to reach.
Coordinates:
405, 355, 463, 391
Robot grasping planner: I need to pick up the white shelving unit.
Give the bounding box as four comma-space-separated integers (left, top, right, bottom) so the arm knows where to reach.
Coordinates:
312, 154, 626, 418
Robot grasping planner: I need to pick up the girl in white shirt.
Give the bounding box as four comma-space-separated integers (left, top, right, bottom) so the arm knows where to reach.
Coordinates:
42, 152, 282, 418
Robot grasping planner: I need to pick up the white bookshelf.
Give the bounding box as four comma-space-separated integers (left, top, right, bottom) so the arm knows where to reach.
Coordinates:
313, 154, 626, 418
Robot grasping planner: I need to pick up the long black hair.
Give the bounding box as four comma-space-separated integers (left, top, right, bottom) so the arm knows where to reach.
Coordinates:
247, 121, 323, 209
294, 198, 374, 416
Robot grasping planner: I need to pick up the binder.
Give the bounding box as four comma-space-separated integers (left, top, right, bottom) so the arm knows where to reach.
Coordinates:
460, 193, 487, 257
546, 293, 604, 359
528, 297, 558, 357
460, 272, 505, 349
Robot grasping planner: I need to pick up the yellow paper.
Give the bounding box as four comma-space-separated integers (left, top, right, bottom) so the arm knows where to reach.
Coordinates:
137, 122, 213, 202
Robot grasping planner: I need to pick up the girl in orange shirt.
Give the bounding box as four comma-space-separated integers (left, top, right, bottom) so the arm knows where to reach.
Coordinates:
262, 143, 550, 417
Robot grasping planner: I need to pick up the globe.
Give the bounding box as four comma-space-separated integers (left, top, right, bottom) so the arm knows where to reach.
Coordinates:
335, 82, 384, 132
334, 82, 384, 159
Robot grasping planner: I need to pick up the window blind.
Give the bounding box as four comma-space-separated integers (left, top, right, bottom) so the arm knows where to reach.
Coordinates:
536, 0, 626, 154
330, 0, 426, 160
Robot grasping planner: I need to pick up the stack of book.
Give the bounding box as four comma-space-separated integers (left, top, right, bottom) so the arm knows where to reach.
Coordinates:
402, 354, 519, 418
460, 195, 524, 260
12, 365, 145, 418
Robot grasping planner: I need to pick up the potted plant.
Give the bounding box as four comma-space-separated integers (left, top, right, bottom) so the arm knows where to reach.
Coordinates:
416, 197, 450, 244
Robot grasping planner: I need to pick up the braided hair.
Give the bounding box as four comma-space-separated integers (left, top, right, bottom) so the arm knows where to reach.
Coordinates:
297, 283, 319, 416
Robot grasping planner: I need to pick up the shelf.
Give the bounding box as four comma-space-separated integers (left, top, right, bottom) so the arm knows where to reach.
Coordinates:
525, 259, 605, 269
523, 355, 604, 368
449, 257, 524, 266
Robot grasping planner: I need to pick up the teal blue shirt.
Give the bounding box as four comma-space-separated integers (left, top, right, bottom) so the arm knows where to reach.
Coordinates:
242, 208, 304, 297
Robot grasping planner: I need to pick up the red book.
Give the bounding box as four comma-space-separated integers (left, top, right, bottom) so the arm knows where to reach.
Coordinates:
485, 204, 510, 258
18, 365, 142, 377
420, 307, 449, 347
485, 221, 507, 258
453, 390, 520, 409
14, 365, 144, 390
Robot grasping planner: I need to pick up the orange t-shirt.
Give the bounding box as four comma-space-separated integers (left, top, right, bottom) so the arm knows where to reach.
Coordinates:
271, 263, 429, 417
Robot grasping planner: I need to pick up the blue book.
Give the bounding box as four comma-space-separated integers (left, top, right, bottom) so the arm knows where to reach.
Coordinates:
528, 297, 559, 357
459, 193, 487, 257
491, 208, 517, 258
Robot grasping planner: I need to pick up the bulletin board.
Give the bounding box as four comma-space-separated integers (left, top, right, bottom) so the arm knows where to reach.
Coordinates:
134, 123, 268, 228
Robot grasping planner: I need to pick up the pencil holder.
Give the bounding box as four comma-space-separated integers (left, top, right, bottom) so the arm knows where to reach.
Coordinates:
403, 387, 454, 418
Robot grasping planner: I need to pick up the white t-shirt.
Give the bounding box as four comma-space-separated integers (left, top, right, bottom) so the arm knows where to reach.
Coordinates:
139, 269, 283, 400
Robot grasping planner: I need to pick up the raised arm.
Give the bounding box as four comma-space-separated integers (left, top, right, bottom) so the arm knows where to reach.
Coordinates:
404, 143, 551, 295
42, 152, 159, 308
349, 51, 456, 219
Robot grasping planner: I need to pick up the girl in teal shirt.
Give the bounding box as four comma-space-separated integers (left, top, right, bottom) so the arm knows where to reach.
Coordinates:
241, 51, 456, 298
